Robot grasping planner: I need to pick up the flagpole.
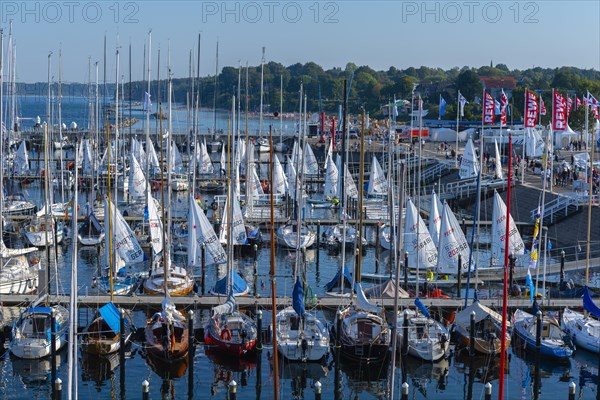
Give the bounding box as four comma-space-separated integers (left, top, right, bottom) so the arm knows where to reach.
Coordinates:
522, 90, 526, 183
456, 91, 460, 168
534, 91, 550, 297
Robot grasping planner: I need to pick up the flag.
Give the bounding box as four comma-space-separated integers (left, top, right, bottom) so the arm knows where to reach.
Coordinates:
458, 92, 468, 117
524, 89, 538, 128
588, 92, 598, 106
576, 96, 582, 110
500, 90, 509, 126
567, 97, 573, 118
494, 100, 501, 114
393, 97, 399, 119
529, 207, 541, 269
593, 105, 599, 120
547, 240, 552, 250
439, 95, 447, 118
526, 270, 535, 303
540, 96, 547, 115
143, 92, 152, 111
552, 91, 567, 131
482, 90, 494, 125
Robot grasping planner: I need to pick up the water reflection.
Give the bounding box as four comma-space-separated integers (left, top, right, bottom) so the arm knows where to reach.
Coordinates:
81, 352, 119, 384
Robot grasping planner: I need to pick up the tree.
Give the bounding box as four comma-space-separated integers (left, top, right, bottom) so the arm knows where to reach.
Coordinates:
456, 70, 482, 101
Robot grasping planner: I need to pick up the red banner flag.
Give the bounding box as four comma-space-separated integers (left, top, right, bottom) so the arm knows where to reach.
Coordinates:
483, 91, 495, 125
576, 96, 582, 110
500, 90, 509, 126
566, 97, 573, 118
524, 90, 538, 128
540, 96, 547, 116
552, 91, 567, 131
593, 105, 599, 120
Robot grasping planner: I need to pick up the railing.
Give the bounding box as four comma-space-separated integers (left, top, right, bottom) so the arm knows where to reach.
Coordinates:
530, 193, 596, 224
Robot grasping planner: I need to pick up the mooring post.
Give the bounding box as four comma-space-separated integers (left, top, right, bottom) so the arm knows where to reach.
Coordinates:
469, 311, 476, 357
51, 309, 57, 400
188, 310, 195, 399
55, 378, 62, 400
229, 380, 237, 400
457, 254, 462, 298
560, 250, 566, 289
568, 381, 576, 400
401, 382, 409, 400
533, 311, 542, 399
256, 309, 263, 350
142, 380, 149, 400
314, 381, 322, 400
334, 311, 342, 400
402, 310, 409, 356
484, 382, 492, 400
119, 309, 126, 388
404, 252, 409, 291
201, 244, 206, 295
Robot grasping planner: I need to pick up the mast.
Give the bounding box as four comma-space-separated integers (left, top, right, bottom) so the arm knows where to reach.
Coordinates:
498, 133, 513, 400
355, 109, 366, 290
212, 41, 218, 139
106, 116, 114, 301
226, 98, 234, 297
145, 30, 152, 194
45, 52, 52, 299
58, 47, 64, 202
456, 91, 461, 168
585, 92, 594, 286
268, 125, 279, 400
259, 47, 265, 141
166, 51, 173, 292
114, 48, 120, 208
0, 29, 4, 267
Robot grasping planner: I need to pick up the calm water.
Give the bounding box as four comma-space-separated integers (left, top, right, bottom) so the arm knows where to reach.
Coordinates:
1, 97, 599, 399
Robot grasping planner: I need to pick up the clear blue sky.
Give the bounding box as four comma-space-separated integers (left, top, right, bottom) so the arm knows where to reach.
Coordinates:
1, 0, 599, 83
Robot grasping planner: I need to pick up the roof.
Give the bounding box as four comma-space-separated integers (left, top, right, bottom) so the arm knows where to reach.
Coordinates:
454, 301, 510, 327
364, 279, 410, 299
479, 76, 516, 89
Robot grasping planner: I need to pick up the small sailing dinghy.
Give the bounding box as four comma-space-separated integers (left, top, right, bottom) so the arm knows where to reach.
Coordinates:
77, 211, 105, 246
145, 298, 189, 362
512, 308, 573, 359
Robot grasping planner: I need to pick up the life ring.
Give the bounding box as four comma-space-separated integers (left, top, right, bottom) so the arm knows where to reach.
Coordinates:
220, 328, 232, 341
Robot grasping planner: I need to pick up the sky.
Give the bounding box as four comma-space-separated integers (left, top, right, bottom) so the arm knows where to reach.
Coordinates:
1, 0, 599, 83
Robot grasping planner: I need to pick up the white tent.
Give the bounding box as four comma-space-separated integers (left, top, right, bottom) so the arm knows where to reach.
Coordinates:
553, 124, 578, 149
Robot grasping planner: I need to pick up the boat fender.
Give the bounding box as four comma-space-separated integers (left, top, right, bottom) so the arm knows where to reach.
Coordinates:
27, 279, 34, 289
221, 328, 232, 341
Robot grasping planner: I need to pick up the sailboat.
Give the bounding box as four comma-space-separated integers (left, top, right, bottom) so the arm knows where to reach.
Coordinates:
336, 282, 390, 363
459, 138, 479, 180
10, 301, 70, 359
276, 279, 330, 361
77, 209, 104, 246
512, 308, 573, 359
403, 197, 438, 272
488, 190, 525, 269
396, 301, 449, 362
562, 288, 600, 353
205, 96, 257, 357
169, 140, 189, 192
366, 155, 388, 199
82, 302, 133, 356
145, 298, 190, 362
451, 301, 510, 355
436, 201, 470, 276
0, 250, 39, 295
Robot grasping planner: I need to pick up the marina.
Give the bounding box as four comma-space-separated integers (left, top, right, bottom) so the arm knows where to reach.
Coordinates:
1, 15, 600, 399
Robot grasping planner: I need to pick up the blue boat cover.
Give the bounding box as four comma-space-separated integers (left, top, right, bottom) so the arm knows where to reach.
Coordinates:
99, 302, 124, 335
325, 264, 353, 292
211, 271, 249, 296
414, 298, 431, 319
23, 307, 52, 315
292, 278, 305, 317
583, 286, 600, 319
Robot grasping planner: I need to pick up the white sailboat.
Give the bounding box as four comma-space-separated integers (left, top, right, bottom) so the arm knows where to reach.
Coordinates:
490, 191, 525, 264
396, 306, 449, 362
187, 195, 227, 268
403, 197, 438, 271
367, 156, 387, 198
436, 202, 470, 275
428, 191, 443, 248
219, 187, 248, 247
459, 138, 479, 180
493, 139, 503, 179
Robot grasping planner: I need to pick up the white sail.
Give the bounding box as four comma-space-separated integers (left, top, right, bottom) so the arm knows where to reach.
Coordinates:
188, 196, 226, 266
494, 139, 503, 179
303, 142, 319, 175
459, 139, 479, 179
199, 140, 215, 174
324, 154, 339, 199
248, 163, 264, 198
273, 154, 287, 195
323, 138, 333, 171
14, 141, 29, 176
219, 188, 248, 246
131, 138, 146, 170
146, 139, 160, 172
436, 202, 470, 275
491, 191, 525, 260
345, 164, 359, 200
82, 140, 94, 176
105, 196, 144, 265
404, 198, 438, 270
220, 142, 226, 173
147, 190, 163, 255
367, 156, 387, 196
170, 140, 184, 174
128, 154, 147, 201
429, 191, 443, 248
